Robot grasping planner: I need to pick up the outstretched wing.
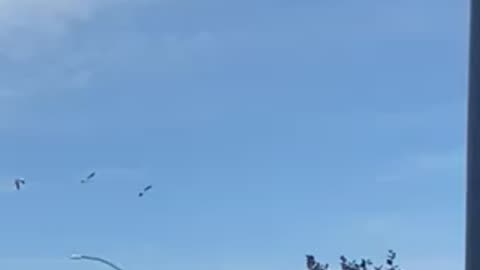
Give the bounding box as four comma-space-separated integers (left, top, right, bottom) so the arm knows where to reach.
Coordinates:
87, 172, 96, 180
15, 181, 20, 190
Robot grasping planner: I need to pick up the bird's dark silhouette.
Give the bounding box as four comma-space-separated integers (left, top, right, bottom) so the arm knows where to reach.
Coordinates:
14, 178, 25, 190
138, 185, 153, 197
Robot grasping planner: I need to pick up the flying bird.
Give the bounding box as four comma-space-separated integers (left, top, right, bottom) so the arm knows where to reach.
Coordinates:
14, 178, 25, 190
138, 185, 152, 197
81, 172, 96, 184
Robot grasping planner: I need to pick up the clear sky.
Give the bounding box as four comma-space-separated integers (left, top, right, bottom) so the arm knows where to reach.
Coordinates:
0, 1, 469, 270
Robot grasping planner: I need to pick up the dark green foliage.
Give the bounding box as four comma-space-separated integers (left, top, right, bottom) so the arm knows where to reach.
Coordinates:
306, 250, 400, 270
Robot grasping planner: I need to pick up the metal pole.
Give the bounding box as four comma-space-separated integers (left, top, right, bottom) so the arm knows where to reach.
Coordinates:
71, 255, 124, 270
466, 1, 480, 270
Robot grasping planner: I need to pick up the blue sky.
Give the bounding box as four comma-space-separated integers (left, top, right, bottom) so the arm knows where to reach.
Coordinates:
0, 0, 469, 270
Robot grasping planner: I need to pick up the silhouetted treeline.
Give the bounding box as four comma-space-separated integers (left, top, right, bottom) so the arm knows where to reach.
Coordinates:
306, 250, 400, 270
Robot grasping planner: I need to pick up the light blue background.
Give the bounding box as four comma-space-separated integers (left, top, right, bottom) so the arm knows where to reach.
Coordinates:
0, 1, 468, 269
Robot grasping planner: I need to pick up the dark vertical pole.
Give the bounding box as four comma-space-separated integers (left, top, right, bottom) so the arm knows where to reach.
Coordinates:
466, 1, 480, 270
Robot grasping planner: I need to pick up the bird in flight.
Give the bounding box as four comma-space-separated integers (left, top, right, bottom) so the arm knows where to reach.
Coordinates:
14, 178, 25, 191
81, 172, 96, 184
138, 185, 153, 197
